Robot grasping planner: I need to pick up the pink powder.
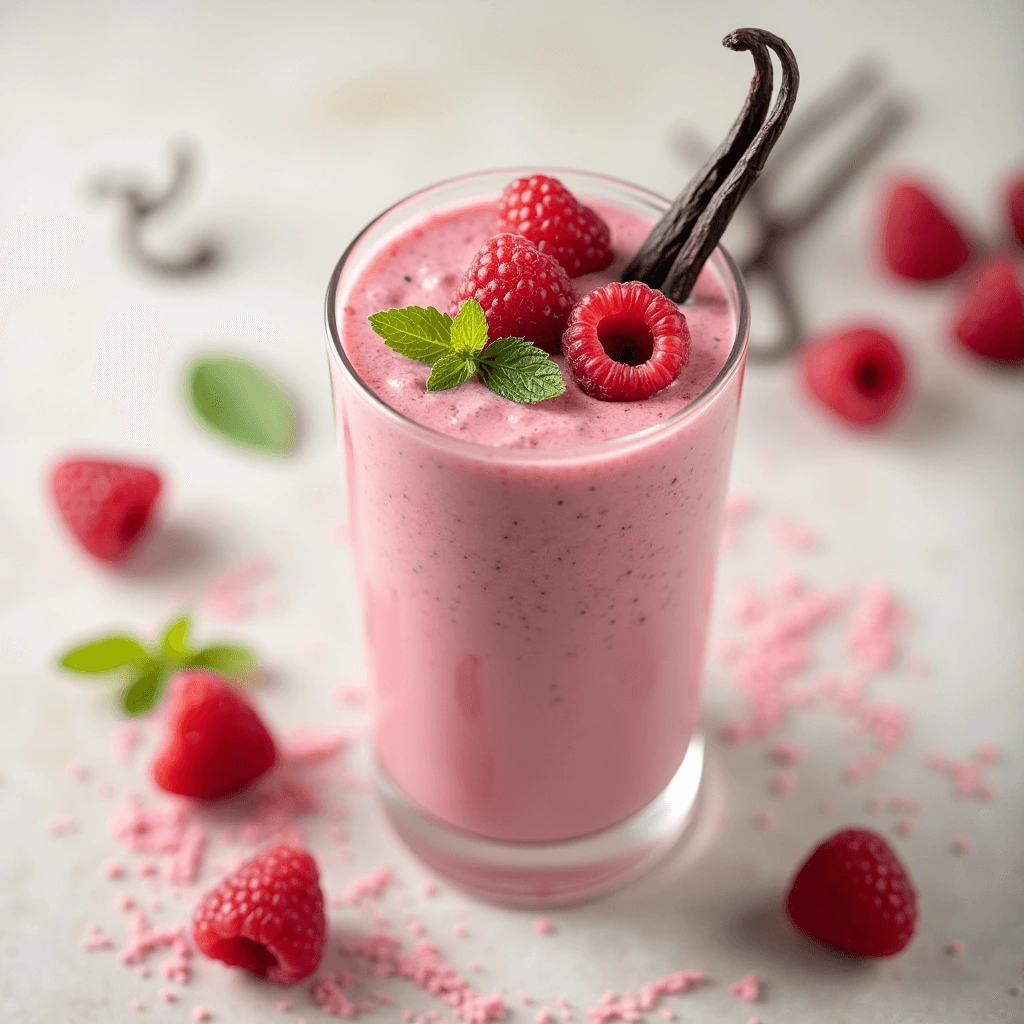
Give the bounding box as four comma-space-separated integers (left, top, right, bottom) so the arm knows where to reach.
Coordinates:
118, 910, 192, 984
770, 516, 819, 553
283, 728, 349, 764
158, 988, 178, 1003
729, 583, 768, 625
975, 743, 1000, 765
193, 1007, 212, 1022
136, 965, 150, 979
976, 783, 997, 803
518, 991, 533, 1006
81, 922, 113, 951
312, 973, 361, 1017
866, 796, 885, 813
894, 818, 916, 838
100, 859, 125, 880
67, 759, 91, 782
111, 791, 188, 854
846, 586, 907, 672
277, 1001, 295, 1013
951, 837, 972, 856
658, 1011, 675, 1022
137, 859, 160, 877
166, 825, 206, 885
129, 999, 144, 1012
117, 893, 136, 912
946, 941, 964, 956
203, 554, 271, 621
730, 973, 760, 1003
421, 881, 440, 897
753, 810, 774, 830
46, 815, 78, 837
556, 997, 571, 1009
722, 492, 757, 550
769, 741, 803, 766
587, 970, 706, 1022
770, 773, 795, 797
533, 916, 554, 936
115, 723, 143, 763
408, 920, 427, 937
536, 1012, 553, 1024
453, 923, 469, 938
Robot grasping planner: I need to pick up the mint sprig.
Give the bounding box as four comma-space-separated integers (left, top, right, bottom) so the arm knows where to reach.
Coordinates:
59, 613, 258, 716
368, 299, 566, 404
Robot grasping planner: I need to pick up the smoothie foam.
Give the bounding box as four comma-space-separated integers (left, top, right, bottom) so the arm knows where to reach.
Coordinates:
330, 183, 744, 843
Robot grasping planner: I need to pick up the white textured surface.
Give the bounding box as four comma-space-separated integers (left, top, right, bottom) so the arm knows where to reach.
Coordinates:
1, 2, 1023, 1022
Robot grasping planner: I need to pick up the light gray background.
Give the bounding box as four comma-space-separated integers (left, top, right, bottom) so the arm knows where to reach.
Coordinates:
1, 2, 1022, 1022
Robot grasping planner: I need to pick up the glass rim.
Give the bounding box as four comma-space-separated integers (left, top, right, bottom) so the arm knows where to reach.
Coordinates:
324, 166, 750, 463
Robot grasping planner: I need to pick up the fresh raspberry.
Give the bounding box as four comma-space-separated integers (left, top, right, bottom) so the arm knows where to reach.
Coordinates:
1006, 172, 1024, 247
51, 458, 161, 563
562, 281, 689, 401
879, 178, 971, 281
951, 256, 1024, 363
786, 828, 918, 957
151, 671, 277, 800
449, 233, 574, 352
192, 843, 325, 984
800, 325, 907, 427
496, 174, 613, 277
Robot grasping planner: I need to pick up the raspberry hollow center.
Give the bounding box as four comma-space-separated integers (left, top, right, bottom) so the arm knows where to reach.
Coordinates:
209, 936, 279, 976
597, 313, 655, 366
856, 360, 887, 395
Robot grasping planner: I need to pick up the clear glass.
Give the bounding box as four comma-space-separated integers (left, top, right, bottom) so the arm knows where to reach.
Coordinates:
325, 168, 749, 905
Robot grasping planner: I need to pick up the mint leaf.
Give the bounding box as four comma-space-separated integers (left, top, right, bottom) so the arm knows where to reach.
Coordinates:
368, 306, 453, 365
427, 353, 477, 392
449, 299, 489, 358
121, 664, 167, 716
186, 644, 257, 677
161, 615, 191, 660
60, 636, 150, 674
478, 336, 567, 404
187, 356, 296, 455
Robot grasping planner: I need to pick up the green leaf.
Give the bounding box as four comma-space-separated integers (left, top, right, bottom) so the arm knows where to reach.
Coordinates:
449, 299, 489, 358
121, 664, 167, 716
59, 636, 150, 674
477, 336, 567, 404
368, 306, 453, 365
161, 615, 191, 660
426, 353, 476, 392
186, 356, 296, 455
185, 644, 258, 677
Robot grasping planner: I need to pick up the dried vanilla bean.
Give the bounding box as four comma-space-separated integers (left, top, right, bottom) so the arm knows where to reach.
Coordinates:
92, 145, 218, 276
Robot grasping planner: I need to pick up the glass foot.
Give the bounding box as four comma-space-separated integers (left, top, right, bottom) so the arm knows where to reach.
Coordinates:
377, 734, 705, 907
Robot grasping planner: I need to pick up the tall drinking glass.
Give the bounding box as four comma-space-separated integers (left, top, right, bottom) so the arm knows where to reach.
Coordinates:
325, 169, 749, 905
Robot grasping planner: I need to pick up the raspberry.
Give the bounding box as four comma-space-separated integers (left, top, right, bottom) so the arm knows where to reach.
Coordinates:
496, 174, 613, 277
1007, 172, 1024, 247
449, 233, 574, 352
192, 843, 325, 984
879, 178, 971, 281
952, 256, 1024, 364
786, 828, 918, 957
562, 281, 689, 401
800, 325, 907, 427
51, 458, 161, 563
151, 671, 277, 800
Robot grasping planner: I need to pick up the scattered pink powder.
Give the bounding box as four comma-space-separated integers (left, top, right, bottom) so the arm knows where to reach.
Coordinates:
276, 1001, 295, 1013
729, 582, 768, 625
137, 858, 160, 877
117, 893, 136, 912
408, 920, 427, 938
129, 999, 144, 1012
283, 728, 349, 764
533, 917, 554, 936
722, 492, 757, 549
111, 791, 188, 854
770, 516, 819, 553
975, 743, 1000, 765
518, 991, 533, 1006
977, 783, 997, 803
946, 941, 964, 956
136, 965, 150, 979
81, 922, 113, 951
100, 859, 125, 880
166, 825, 207, 885
67, 759, 91, 782
846, 586, 907, 672
951, 838, 973, 856
753, 810, 774, 830
193, 1007, 212, 1022
118, 910, 192, 984
556, 997, 571, 1009
453, 923, 469, 938
421, 881, 440, 898
658, 1011, 675, 1022
730, 973, 760, 1003
312, 973, 361, 1018
158, 988, 178, 1003
336, 932, 507, 1022
536, 1012, 553, 1024
894, 818, 916, 838
115, 724, 143, 763
866, 796, 885, 813
770, 773, 795, 798
769, 741, 803, 766
203, 554, 271, 621
46, 815, 78, 837
587, 970, 706, 1022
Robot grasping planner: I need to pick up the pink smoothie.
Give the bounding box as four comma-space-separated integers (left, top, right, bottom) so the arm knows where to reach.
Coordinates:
331, 185, 743, 843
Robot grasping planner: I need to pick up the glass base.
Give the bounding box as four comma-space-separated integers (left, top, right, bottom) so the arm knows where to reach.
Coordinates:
377, 734, 705, 907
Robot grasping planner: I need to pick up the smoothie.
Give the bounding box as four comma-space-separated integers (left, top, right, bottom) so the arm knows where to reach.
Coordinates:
329, 172, 744, 844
